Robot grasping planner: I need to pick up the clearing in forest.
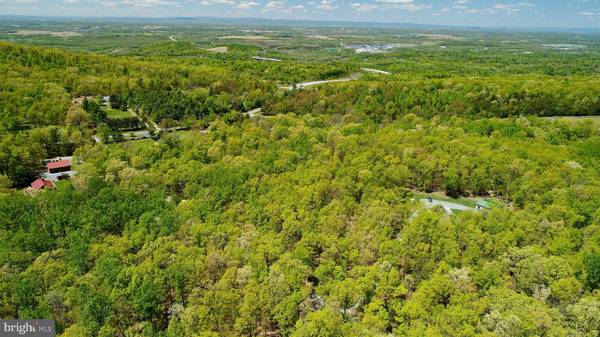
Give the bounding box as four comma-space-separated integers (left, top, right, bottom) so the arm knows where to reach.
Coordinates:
104, 107, 135, 119
206, 46, 228, 53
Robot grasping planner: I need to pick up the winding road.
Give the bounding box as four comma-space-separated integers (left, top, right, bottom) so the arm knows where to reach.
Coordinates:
420, 198, 473, 214
279, 68, 389, 91
409, 198, 480, 221
361, 68, 391, 75
280, 78, 355, 90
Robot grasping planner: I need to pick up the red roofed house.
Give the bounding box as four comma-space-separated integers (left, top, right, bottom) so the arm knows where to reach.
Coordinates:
46, 160, 72, 174
30, 178, 55, 191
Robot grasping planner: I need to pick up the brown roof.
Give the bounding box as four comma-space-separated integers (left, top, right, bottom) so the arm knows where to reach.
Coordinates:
46, 160, 71, 170
31, 179, 55, 190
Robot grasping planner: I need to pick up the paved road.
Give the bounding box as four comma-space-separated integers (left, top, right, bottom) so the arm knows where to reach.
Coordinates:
129, 108, 159, 132
280, 68, 389, 91
93, 130, 152, 143
280, 78, 354, 90
409, 198, 477, 221
420, 198, 472, 214
125, 130, 152, 139
295, 78, 354, 89
200, 125, 212, 134
361, 68, 391, 75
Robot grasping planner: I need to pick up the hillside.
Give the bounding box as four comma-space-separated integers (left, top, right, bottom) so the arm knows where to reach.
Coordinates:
0, 25, 600, 337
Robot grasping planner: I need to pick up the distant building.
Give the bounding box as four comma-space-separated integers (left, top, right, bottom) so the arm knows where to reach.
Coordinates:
46, 160, 72, 174
102, 96, 111, 103
27, 157, 78, 192
41, 157, 78, 181
43, 156, 73, 164
30, 179, 55, 191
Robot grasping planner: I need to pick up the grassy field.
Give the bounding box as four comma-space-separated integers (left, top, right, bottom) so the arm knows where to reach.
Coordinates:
411, 191, 477, 207
104, 106, 134, 119
411, 190, 504, 209
122, 138, 155, 153
174, 129, 205, 141
120, 130, 204, 154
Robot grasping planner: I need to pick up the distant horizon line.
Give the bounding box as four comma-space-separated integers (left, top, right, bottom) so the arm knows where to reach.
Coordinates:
1, 14, 600, 33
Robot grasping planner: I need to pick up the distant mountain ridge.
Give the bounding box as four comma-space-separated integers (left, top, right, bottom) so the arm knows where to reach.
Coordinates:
1, 14, 600, 34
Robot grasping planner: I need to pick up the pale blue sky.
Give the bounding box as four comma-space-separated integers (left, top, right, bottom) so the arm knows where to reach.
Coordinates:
1, 0, 599, 28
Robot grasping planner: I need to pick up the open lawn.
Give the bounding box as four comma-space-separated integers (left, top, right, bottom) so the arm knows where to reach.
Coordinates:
411, 191, 478, 208
122, 129, 203, 152
174, 129, 208, 140
411, 191, 505, 209
122, 138, 155, 153
104, 106, 134, 119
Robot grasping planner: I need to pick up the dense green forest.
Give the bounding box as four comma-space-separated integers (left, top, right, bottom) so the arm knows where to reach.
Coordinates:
266, 76, 600, 120
1, 22, 600, 337
2, 113, 599, 337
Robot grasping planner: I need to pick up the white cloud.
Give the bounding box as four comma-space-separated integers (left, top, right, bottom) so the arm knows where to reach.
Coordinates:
263, 0, 285, 11
453, 0, 468, 10
288, 4, 305, 11
261, 1, 307, 13
578, 10, 600, 19
375, 0, 432, 12
98, 0, 117, 8
200, 0, 235, 5
351, 2, 378, 12
317, 0, 336, 10
122, 0, 180, 7
236, 1, 258, 9
493, 2, 534, 14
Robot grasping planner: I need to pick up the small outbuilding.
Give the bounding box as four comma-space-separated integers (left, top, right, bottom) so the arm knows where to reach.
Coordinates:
30, 179, 55, 191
